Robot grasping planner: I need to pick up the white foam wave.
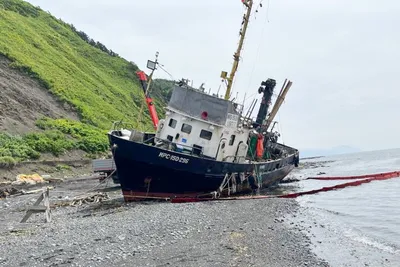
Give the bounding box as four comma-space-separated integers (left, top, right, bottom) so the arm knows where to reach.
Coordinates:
345, 230, 400, 254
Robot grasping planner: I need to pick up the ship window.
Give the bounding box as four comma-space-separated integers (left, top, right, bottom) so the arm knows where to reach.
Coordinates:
200, 130, 212, 140
181, 123, 192, 134
229, 135, 236, 146
167, 135, 173, 142
168, 118, 177, 129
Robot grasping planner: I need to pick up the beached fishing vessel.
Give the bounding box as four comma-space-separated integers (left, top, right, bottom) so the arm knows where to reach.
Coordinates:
108, 0, 299, 201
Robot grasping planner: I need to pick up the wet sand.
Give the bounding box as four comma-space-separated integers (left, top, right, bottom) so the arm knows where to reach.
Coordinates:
0, 177, 328, 267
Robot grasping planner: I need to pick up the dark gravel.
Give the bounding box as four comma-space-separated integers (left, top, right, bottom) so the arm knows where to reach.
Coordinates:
0, 179, 328, 267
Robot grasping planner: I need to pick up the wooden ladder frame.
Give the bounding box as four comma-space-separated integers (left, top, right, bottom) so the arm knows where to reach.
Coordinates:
20, 187, 51, 223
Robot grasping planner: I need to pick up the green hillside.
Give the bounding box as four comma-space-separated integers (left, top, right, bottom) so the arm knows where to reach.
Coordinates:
0, 0, 168, 128
0, 0, 173, 164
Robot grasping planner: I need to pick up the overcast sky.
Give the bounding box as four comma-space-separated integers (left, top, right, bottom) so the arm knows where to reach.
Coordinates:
26, 0, 400, 152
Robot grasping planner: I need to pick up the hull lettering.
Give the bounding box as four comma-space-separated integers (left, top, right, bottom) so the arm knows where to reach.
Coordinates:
158, 152, 190, 164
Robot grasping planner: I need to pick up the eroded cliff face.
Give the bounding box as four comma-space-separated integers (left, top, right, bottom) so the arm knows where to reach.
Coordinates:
0, 55, 78, 135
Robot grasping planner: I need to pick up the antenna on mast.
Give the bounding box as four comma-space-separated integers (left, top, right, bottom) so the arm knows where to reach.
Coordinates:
221, 0, 254, 100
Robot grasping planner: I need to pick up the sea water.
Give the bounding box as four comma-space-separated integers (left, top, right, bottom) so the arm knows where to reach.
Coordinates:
289, 149, 400, 266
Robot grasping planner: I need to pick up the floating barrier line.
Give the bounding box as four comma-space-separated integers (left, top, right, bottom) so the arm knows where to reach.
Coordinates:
277, 173, 400, 198
170, 170, 400, 203
307, 170, 400, 180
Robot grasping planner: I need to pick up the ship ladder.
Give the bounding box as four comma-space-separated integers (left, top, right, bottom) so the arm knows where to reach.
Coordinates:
218, 173, 236, 196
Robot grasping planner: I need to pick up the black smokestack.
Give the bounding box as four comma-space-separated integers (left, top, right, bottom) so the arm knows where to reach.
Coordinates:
255, 78, 276, 126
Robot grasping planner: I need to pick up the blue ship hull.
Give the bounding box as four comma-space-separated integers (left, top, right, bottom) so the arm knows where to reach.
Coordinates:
109, 133, 298, 201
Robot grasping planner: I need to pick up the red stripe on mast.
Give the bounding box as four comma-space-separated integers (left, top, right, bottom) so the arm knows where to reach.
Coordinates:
146, 98, 159, 130
135, 71, 159, 130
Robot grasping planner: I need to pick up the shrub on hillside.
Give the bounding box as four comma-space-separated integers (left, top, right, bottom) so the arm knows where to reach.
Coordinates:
0, 133, 40, 161
23, 130, 75, 156
36, 118, 109, 153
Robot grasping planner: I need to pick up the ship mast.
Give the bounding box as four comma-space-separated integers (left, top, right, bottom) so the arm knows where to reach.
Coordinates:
222, 0, 254, 100
136, 52, 160, 130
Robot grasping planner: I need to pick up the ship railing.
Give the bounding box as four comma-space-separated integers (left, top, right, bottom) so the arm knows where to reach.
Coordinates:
154, 137, 207, 157
110, 124, 213, 159
142, 136, 212, 158
222, 155, 246, 163
274, 142, 298, 155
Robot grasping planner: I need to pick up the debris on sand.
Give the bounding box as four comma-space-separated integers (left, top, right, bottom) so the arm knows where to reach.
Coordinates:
0, 186, 55, 199
23, 187, 54, 195
69, 192, 110, 206
0, 187, 23, 198
11, 174, 48, 186
281, 178, 301, 184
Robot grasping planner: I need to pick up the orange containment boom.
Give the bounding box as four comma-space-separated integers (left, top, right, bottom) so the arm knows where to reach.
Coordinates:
306, 170, 400, 180
136, 71, 159, 130
278, 170, 400, 198
170, 170, 400, 203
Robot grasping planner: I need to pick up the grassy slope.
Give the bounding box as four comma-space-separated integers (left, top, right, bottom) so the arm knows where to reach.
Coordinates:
0, 0, 172, 163
0, 0, 165, 130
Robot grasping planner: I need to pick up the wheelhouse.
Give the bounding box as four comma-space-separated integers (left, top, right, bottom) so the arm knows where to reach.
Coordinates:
154, 84, 250, 163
